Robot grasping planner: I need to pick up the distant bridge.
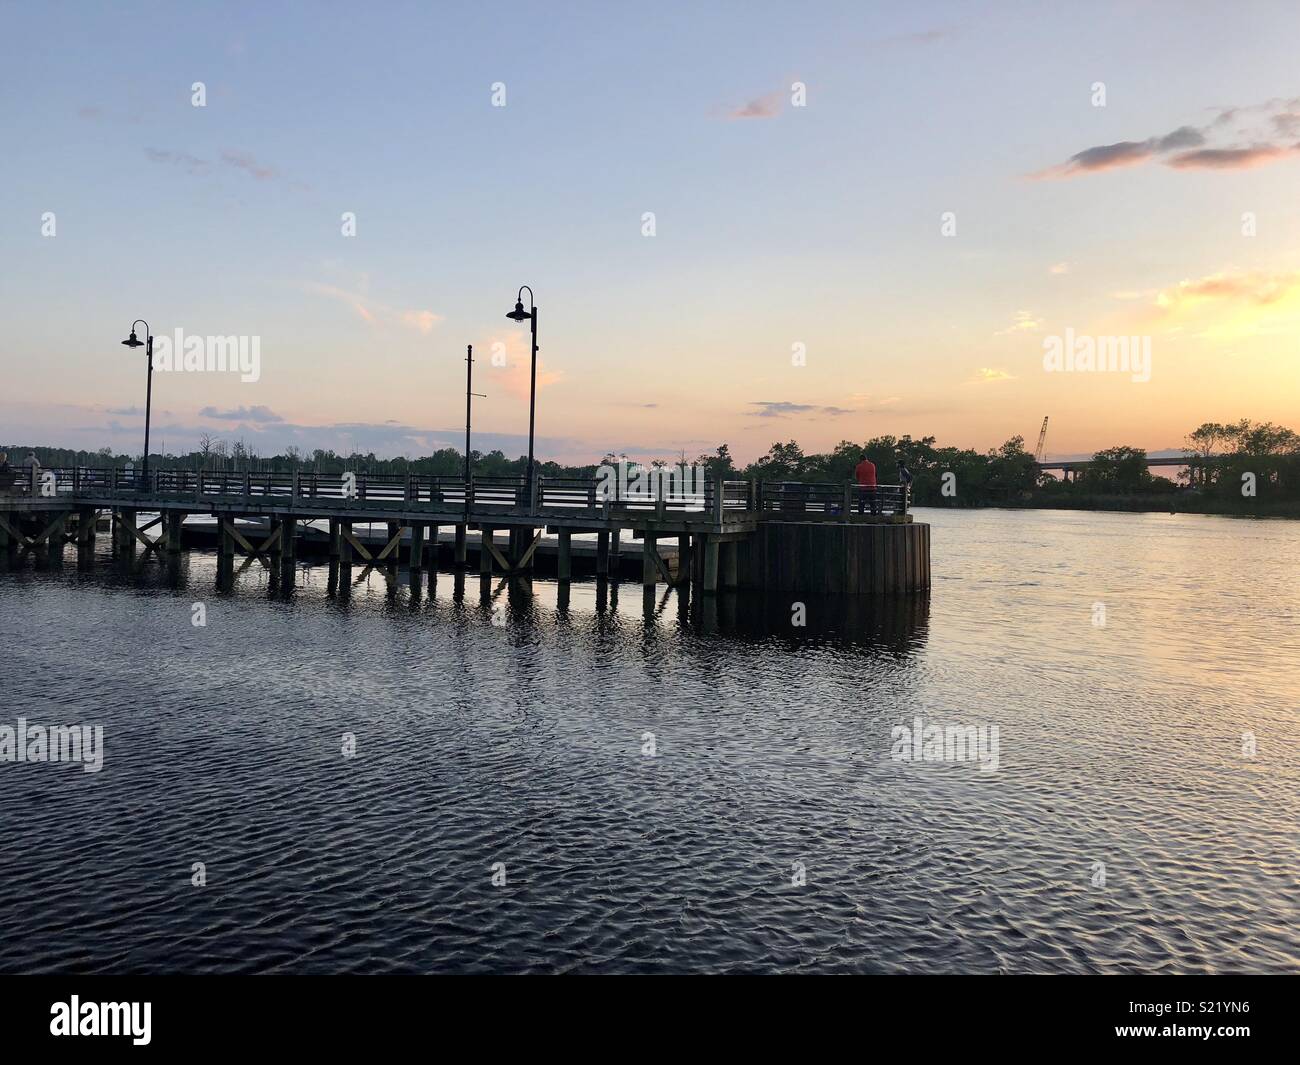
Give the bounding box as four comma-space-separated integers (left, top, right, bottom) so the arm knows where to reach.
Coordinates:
1035, 456, 1195, 482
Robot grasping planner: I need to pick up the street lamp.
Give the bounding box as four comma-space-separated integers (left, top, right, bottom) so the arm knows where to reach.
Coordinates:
120, 320, 154, 490
505, 285, 538, 501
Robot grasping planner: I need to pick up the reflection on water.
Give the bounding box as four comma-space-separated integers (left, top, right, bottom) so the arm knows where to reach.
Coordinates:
0, 508, 1295, 974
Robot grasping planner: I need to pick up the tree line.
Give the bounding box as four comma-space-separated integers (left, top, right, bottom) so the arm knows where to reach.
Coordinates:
7, 418, 1299, 507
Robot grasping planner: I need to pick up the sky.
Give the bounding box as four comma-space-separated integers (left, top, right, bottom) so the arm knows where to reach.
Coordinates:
2, 0, 1300, 465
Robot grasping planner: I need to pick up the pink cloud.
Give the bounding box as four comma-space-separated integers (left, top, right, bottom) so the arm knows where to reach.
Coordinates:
1165, 144, 1299, 170
727, 92, 783, 120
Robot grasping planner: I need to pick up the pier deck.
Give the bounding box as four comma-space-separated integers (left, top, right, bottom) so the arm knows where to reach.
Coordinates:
0, 468, 925, 594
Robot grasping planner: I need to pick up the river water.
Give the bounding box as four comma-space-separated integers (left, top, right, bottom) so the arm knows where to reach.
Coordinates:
0, 507, 1295, 973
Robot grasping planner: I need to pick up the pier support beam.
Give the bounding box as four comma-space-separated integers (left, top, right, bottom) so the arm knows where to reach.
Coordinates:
338, 521, 353, 564
454, 524, 467, 566
702, 537, 719, 595
386, 522, 401, 568
115, 508, 137, 554
219, 519, 235, 567
596, 530, 609, 577
642, 533, 658, 587
45, 513, 67, 565
409, 524, 425, 571
328, 519, 340, 559
76, 507, 96, 563
480, 526, 494, 576
279, 517, 297, 581
557, 529, 572, 581
721, 541, 738, 589
677, 534, 690, 585
165, 511, 184, 554
610, 527, 621, 563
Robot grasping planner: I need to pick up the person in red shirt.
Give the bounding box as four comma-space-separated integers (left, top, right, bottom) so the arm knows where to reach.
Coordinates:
854, 453, 878, 514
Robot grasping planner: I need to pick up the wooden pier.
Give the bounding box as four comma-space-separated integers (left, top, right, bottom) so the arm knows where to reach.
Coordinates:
0, 468, 930, 595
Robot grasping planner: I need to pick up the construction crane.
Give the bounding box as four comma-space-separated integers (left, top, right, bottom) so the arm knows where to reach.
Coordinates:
1034, 416, 1049, 463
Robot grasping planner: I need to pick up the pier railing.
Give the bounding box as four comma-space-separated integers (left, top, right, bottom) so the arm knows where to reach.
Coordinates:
0, 467, 909, 518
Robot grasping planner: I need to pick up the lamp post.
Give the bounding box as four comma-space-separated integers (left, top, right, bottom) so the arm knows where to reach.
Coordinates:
505, 286, 538, 501
464, 344, 485, 518
120, 321, 153, 490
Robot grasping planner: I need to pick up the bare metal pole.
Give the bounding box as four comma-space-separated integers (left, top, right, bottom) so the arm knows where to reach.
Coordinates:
465, 344, 473, 489
464, 344, 485, 519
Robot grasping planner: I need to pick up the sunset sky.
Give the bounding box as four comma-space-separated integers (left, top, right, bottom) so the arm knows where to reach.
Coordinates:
3, 1, 1300, 465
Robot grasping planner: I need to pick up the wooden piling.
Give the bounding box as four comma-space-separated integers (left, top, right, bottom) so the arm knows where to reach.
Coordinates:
480, 526, 493, 576
77, 507, 96, 559
281, 517, 297, 566
557, 528, 572, 581
454, 524, 467, 566
596, 530, 609, 576
119, 509, 137, 554
46, 513, 67, 565
702, 537, 719, 594
642, 533, 658, 587
409, 524, 425, 570
721, 540, 738, 589
165, 511, 184, 553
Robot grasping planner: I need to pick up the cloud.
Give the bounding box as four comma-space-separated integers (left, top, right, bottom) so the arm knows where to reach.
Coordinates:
728, 91, 783, 120
200, 405, 284, 423
872, 28, 954, 48
1153, 126, 1206, 151
221, 149, 276, 180
144, 147, 288, 182
1151, 269, 1300, 314
747, 401, 854, 418
1032, 138, 1158, 178
972, 368, 1016, 382
299, 281, 441, 334
1166, 144, 1299, 170
1033, 98, 1300, 179
145, 148, 211, 175
1127, 268, 1300, 343
1272, 112, 1300, 137
484, 332, 562, 399
1049, 262, 1070, 275
995, 310, 1042, 335
401, 310, 439, 334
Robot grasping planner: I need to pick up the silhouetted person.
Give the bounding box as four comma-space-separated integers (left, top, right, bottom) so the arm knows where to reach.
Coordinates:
0, 451, 12, 495
855, 452, 878, 514
24, 451, 40, 495
897, 459, 914, 512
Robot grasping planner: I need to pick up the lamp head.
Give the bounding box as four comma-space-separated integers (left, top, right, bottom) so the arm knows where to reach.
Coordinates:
506, 300, 531, 322
122, 331, 144, 348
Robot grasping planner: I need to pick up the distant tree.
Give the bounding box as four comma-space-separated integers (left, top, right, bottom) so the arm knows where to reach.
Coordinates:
1084, 445, 1152, 492
696, 444, 738, 480
745, 440, 807, 480
1234, 420, 1300, 456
